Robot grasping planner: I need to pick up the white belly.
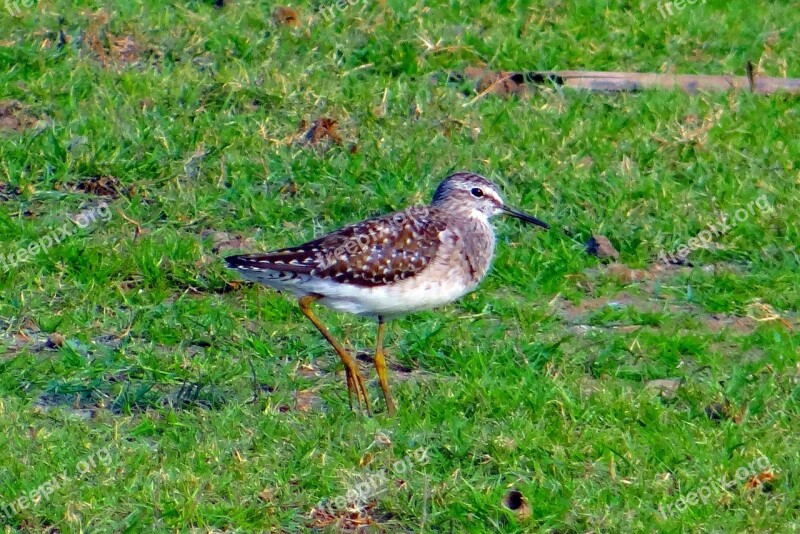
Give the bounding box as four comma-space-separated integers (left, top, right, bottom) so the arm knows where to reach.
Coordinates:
236, 264, 479, 318
317, 273, 474, 318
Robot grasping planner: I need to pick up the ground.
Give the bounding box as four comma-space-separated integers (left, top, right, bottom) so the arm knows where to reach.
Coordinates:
0, 0, 798, 532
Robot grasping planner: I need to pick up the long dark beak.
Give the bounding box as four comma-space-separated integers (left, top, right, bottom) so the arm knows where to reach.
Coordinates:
502, 206, 550, 229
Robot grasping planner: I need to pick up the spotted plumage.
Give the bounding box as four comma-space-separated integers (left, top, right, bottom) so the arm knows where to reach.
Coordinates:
225, 206, 447, 287
225, 171, 549, 415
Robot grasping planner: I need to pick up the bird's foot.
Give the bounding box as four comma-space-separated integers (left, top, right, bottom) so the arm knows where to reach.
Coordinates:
344, 364, 372, 416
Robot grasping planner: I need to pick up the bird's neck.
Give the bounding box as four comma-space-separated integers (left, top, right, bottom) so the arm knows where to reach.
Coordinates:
459, 211, 496, 283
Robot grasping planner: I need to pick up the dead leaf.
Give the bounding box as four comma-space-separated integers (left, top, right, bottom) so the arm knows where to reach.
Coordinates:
746, 301, 794, 330
308, 505, 337, 529
0, 100, 38, 132
308, 500, 382, 530
673, 108, 722, 146
279, 180, 298, 197
59, 175, 127, 198
359, 452, 373, 467
299, 117, 342, 146
744, 471, 776, 492
0, 182, 23, 200
704, 401, 733, 422
409, 99, 421, 120
273, 6, 300, 27
109, 34, 139, 64
82, 10, 141, 67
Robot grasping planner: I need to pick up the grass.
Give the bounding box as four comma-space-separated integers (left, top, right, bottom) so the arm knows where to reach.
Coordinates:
1, 0, 799, 531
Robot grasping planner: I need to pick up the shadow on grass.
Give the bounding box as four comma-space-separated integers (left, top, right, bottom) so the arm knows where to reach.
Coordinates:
34, 375, 229, 417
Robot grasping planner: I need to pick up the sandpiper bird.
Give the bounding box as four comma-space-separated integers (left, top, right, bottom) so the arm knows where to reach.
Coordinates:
225, 172, 549, 415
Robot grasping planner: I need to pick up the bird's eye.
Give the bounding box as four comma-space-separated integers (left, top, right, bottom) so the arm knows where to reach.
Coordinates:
470, 188, 484, 198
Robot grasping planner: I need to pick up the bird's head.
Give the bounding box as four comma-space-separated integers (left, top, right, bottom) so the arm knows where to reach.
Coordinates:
431, 172, 549, 229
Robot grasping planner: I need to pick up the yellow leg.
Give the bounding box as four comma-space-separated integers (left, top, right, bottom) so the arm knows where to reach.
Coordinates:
298, 295, 371, 415
374, 316, 396, 416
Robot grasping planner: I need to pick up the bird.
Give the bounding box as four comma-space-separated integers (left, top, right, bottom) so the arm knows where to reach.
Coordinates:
225, 172, 549, 416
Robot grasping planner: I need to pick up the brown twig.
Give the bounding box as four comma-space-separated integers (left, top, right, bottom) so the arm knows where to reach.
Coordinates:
116, 209, 142, 238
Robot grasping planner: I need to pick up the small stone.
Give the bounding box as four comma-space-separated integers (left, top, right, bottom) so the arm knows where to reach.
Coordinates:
46, 333, 65, 348
586, 235, 619, 260
502, 489, 531, 520
645, 378, 682, 399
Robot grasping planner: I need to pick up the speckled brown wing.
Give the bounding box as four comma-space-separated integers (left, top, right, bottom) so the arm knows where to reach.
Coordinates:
224, 206, 449, 287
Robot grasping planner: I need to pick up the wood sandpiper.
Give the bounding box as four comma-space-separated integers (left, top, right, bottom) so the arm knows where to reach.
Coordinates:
225, 172, 549, 415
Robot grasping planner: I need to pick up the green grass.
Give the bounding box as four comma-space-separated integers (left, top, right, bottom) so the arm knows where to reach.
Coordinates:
1, 0, 799, 531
